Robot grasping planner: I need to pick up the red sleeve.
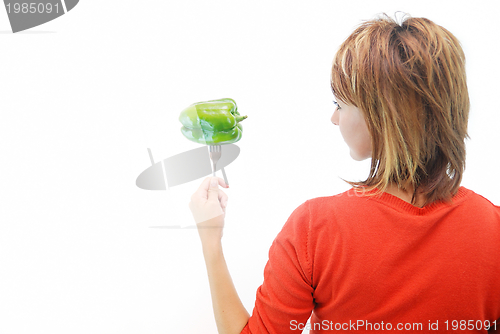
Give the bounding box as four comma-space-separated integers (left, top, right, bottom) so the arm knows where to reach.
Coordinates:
241, 201, 315, 333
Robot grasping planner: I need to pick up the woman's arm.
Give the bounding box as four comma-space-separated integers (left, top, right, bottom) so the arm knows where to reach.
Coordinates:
188, 177, 249, 333
189, 178, 313, 333
202, 241, 250, 334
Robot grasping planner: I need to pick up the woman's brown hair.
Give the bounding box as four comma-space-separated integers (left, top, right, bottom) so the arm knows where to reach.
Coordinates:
331, 13, 470, 206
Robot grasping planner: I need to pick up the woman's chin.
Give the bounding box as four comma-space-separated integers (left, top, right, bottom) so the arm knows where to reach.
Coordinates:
349, 150, 362, 161
350, 150, 371, 161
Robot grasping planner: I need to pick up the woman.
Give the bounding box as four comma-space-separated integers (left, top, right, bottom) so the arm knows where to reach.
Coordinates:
188, 13, 500, 334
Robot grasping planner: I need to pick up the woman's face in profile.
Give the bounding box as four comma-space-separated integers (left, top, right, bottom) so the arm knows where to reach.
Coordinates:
331, 99, 372, 161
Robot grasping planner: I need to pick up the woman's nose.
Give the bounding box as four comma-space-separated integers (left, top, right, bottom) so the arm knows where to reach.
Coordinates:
331, 109, 339, 126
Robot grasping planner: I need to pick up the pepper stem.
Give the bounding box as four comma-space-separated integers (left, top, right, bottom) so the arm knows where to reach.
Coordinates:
235, 115, 248, 123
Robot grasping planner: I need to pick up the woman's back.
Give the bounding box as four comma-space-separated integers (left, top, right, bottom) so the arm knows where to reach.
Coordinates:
242, 186, 500, 333
308, 186, 500, 332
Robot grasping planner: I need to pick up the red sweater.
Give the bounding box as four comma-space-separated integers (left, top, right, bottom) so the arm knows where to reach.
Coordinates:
241, 186, 500, 333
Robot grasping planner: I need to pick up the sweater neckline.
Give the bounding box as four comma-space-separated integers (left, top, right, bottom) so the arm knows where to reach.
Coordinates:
359, 186, 470, 215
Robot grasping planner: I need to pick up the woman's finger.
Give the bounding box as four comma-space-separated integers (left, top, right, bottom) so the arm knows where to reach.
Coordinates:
197, 177, 212, 192
214, 177, 229, 188
197, 176, 229, 192
217, 188, 228, 205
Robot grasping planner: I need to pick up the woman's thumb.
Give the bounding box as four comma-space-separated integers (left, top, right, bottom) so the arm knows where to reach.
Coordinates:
209, 177, 219, 198
210, 177, 218, 188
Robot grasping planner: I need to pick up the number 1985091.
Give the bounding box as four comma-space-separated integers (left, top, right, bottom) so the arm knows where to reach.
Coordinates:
444, 320, 497, 331
6, 3, 60, 14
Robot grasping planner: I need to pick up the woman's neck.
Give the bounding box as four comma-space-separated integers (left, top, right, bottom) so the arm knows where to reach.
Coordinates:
384, 184, 428, 208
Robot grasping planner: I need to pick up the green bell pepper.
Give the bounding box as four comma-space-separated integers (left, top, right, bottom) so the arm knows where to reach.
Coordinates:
179, 98, 247, 145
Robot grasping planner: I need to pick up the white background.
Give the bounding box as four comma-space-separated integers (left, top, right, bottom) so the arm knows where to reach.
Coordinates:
1, 1, 499, 333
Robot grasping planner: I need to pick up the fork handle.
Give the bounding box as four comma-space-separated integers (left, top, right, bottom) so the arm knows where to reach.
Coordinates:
221, 167, 229, 186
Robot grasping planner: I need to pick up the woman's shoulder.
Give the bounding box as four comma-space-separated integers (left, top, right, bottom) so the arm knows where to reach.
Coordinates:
306, 187, 375, 209
466, 187, 500, 208
305, 185, 500, 218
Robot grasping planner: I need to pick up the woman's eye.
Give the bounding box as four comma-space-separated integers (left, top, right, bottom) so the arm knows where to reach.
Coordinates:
333, 100, 341, 110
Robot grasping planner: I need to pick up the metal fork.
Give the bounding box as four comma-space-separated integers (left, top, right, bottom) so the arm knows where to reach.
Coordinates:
209, 145, 229, 185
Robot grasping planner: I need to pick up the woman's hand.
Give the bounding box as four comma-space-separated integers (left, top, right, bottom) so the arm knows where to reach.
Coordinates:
189, 176, 229, 246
